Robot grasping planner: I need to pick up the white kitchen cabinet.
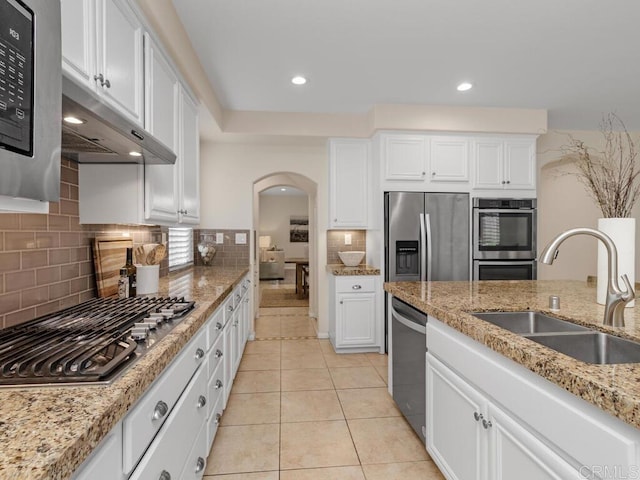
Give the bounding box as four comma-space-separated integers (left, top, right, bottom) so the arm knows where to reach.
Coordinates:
178, 87, 201, 224
61, 0, 144, 125
381, 134, 428, 181
71, 423, 125, 480
429, 136, 470, 183
143, 33, 180, 224
328, 139, 370, 228
427, 353, 576, 480
427, 316, 640, 480
329, 275, 382, 353
473, 137, 536, 191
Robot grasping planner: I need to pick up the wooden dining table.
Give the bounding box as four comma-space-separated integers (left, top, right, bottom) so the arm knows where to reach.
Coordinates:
286, 258, 309, 298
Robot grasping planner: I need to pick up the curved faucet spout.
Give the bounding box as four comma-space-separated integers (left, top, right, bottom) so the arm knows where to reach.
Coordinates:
539, 227, 634, 327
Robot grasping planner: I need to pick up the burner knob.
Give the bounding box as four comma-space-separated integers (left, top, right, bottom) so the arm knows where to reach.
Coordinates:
134, 323, 153, 331
131, 328, 149, 341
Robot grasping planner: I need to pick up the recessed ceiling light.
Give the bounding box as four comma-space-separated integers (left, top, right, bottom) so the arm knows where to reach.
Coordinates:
63, 116, 85, 125
280, 188, 287, 191
129, 151, 142, 157
291, 76, 307, 85
457, 82, 473, 92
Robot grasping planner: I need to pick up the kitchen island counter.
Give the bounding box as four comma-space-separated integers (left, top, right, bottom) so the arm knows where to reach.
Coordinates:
0, 266, 249, 480
384, 280, 640, 430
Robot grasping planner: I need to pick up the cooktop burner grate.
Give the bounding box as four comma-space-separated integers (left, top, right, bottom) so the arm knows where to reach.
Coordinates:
0, 296, 195, 386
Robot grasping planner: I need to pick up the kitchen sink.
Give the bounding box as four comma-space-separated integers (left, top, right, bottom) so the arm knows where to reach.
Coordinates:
524, 332, 640, 365
471, 311, 590, 334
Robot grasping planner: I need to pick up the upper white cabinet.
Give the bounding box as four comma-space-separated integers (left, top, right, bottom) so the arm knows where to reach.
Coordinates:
61, 0, 144, 125
329, 139, 370, 229
178, 88, 201, 225
143, 33, 180, 224
429, 136, 470, 183
382, 134, 428, 181
473, 137, 536, 191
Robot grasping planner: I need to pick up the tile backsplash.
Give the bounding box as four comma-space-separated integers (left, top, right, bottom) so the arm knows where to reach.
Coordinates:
194, 229, 251, 268
326, 230, 367, 265
0, 159, 163, 329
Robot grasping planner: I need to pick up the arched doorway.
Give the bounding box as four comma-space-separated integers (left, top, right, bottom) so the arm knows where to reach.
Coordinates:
252, 172, 318, 335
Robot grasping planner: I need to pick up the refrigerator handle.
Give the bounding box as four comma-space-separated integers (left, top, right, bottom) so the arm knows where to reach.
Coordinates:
425, 213, 432, 281
420, 213, 427, 281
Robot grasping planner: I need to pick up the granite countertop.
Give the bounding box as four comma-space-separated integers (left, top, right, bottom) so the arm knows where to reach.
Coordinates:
326, 264, 381, 276
384, 280, 640, 430
0, 266, 249, 480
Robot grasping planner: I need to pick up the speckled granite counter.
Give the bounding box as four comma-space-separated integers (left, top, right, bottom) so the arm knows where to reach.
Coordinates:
384, 280, 640, 430
326, 264, 380, 276
0, 266, 249, 480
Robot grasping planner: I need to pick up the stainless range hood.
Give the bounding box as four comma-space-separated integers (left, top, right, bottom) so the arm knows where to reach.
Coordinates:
61, 75, 176, 165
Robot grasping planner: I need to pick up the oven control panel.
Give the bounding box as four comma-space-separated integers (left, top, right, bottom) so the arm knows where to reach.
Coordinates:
474, 198, 536, 209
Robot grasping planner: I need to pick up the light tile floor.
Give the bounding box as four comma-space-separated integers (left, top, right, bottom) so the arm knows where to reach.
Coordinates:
203, 305, 446, 480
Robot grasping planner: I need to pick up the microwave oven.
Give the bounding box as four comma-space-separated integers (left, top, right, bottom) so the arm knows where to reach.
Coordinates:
0, 0, 61, 203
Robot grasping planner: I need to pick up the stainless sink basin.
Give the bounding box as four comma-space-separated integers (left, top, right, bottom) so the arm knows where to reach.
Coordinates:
524, 332, 640, 364
471, 311, 590, 334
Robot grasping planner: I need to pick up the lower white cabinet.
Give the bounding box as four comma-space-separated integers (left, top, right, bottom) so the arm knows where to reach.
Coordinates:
71, 423, 124, 480
329, 275, 383, 353
427, 353, 576, 480
427, 316, 640, 480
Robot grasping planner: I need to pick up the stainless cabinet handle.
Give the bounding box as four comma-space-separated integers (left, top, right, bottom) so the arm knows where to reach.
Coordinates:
195, 348, 205, 360
352, 284, 362, 290
339, 300, 343, 304
215, 349, 223, 358
93, 73, 110, 88
195, 457, 206, 474
422, 171, 426, 176
215, 412, 222, 425
431, 171, 436, 176
215, 379, 223, 389
236, 294, 241, 301
153, 400, 169, 421
482, 419, 493, 429
227, 305, 234, 312
215, 322, 223, 331
473, 412, 483, 421
334, 218, 337, 222
233, 320, 238, 327
197, 395, 207, 409
501, 180, 506, 184
506, 180, 511, 184
159, 470, 171, 480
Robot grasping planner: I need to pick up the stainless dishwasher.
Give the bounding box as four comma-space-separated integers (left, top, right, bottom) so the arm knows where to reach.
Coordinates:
391, 296, 427, 442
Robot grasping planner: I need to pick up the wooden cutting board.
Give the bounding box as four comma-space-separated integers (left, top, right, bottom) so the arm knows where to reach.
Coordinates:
93, 237, 133, 297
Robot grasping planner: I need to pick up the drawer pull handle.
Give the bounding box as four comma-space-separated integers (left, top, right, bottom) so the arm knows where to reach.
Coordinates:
195, 348, 205, 360
482, 419, 493, 429
473, 412, 483, 422
215, 349, 223, 358
215, 379, 223, 389
152, 401, 169, 421
197, 395, 207, 409
352, 284, 362, 290
159, 470, 171, 480
215, 413, 222, 425
236, 294, 241, 301
215, 322, 223, 331
227, 305, 234, 312
195, 457, 206, 474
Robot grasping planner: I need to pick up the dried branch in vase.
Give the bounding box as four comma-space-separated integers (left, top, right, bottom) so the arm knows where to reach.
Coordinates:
560, 113, 640, 218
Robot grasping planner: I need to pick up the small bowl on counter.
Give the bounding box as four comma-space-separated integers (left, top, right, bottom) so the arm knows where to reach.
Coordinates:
338, 251, 365, 267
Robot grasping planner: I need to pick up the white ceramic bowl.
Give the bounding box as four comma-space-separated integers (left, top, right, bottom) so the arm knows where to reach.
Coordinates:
338, 251, 365, 267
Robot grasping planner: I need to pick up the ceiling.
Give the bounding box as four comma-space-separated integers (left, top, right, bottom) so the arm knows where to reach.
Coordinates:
171, 0, 640, 131
261, 186, 307, 197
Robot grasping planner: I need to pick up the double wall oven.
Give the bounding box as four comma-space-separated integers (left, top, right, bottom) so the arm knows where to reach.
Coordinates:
472, 198, 537, 280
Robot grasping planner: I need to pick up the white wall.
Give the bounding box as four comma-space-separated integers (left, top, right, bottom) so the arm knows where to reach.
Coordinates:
537, 130, 640, 281
199, 140, 329, 334
259, 194, 309, 259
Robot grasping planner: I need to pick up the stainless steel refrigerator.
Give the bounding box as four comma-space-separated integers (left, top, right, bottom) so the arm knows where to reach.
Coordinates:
385, 191, 470, 282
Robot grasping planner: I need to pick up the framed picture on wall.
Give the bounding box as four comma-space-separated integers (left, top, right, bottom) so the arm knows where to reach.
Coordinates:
290, 215, 309, 243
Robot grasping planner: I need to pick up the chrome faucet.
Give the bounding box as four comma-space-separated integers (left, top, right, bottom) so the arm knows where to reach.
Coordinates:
540, 227, 635, 327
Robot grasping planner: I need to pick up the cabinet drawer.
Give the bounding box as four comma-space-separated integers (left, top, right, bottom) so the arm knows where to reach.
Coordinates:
129, 363, 208, 480
207, 333, 224, 381
181, 423, 208, 480
123, 328, 207, 473
207, 394, 224, 451
207, 307, 224, 349
207, 359, 225, 418
336, 276, 376, 293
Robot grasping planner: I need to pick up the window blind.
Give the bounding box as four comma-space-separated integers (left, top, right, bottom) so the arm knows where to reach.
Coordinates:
168, 228, 194, 269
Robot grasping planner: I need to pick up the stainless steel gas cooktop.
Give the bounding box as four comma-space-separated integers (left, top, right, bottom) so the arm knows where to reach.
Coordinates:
0, 296, 195, 387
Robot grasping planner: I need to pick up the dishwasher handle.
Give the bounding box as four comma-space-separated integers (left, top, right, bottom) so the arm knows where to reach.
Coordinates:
391, 304, 426, 335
